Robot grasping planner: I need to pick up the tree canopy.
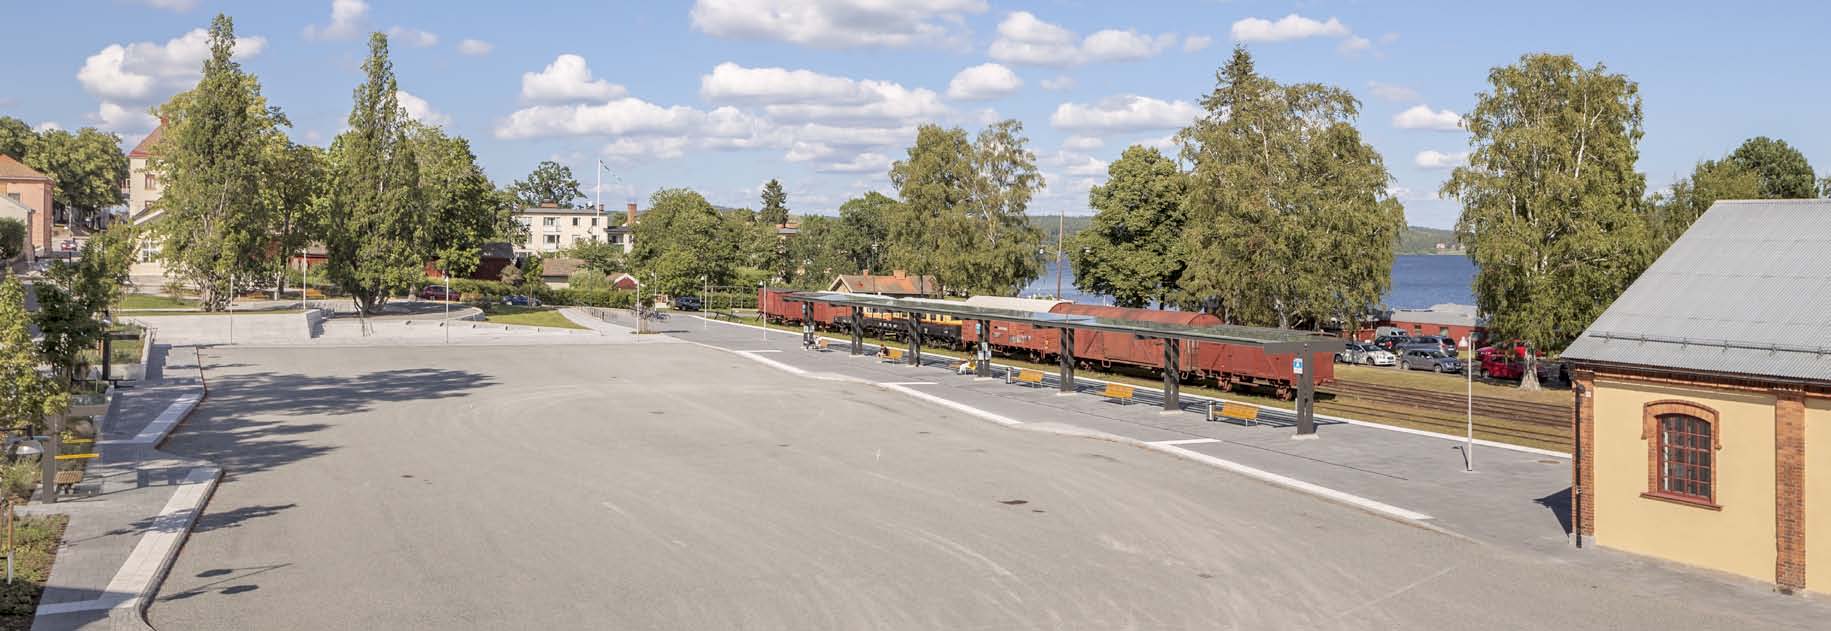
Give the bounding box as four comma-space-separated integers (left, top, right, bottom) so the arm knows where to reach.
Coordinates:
0, 117, 31, 159
631, 188, 740, 297
508, 160, 584, 208
1444, 53, 1652, 358
887, 120, 1044, 296
1179, 47, 1404, 328
1068, 145, 1188, 308
1726, 136, 1818, 199
23, 127, 128, 227
758, 179, 789, 226
323, 33, 425, 313
0, 276, 65, 433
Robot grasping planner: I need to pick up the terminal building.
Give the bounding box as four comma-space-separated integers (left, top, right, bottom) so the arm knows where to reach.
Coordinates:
1564, 200, 1831, 594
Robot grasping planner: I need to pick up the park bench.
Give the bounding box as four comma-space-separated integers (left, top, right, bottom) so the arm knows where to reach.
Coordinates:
53, 470, 85, 495
1210, 401, 1261, 426
882, 347, 906, 363
1102, 383, 1135, 404
1012, 369, 1045, 387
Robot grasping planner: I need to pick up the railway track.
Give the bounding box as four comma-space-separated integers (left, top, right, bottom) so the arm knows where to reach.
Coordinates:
1323, 380, 1572, 428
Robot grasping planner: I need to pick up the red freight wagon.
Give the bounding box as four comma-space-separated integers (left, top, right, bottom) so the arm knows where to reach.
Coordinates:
1049, 304, 1217, 372
758, 287, 800, 325
1191, 342, 1335, 399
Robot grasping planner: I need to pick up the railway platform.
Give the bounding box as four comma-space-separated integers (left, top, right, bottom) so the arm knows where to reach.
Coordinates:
631, 311, 1598, 557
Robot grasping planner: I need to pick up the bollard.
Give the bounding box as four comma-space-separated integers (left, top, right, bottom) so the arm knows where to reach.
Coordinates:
1206, 400, 1216, 423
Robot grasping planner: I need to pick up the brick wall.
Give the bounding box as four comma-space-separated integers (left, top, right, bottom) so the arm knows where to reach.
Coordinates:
1776, 389, 1806, 592
1575, 371, 1595, 538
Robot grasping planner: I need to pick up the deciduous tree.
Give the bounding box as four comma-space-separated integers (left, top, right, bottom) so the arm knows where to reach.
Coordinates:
410, 123, 503, 277
1180, 47, 1405, 328
23, 128, 128, 228
1726, 136, 1818, 199
0, 117, 34, 160
508, 160, 584, 208
0, 276, 64, 433
1443, 53, 1652, 389
323, 33, 424, 313
630, 188, 739, 297
887, 120, 1045, 296
1069, 145, 1188, 308
1648, 159, 1759, 247
836, 192, 894, 274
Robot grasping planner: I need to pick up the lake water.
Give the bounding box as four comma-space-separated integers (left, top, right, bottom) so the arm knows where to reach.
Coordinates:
1022, 254, 1475, 309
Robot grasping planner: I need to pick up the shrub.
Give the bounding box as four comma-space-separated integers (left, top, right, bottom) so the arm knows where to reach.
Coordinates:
0, 457, 39, 501
533, 287, 635, 308
568, 270, 613, 292
0, 218, 23, 260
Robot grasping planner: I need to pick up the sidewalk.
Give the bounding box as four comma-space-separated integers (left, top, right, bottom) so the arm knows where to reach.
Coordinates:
26, 346, 219, 631
665, 315, 1831, 612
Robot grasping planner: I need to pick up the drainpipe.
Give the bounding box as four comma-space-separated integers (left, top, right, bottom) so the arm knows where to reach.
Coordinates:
1572, 381, 1586, 549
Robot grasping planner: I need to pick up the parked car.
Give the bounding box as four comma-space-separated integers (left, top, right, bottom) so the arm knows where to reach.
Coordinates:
1336, 342, 1367, 363
1400, 348, 1463, 373
1476, 342, 1565, 383
418, 285, 458, 301
502, 294, 541, 307
1360, 347, 1398, 367
1405, 335, 1458, 353
673, 295, 703, 311
1372, 335, 1410, 352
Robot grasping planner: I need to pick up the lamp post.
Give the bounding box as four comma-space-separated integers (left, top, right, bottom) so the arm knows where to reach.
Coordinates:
443, 262, 451, 345
1462, 334, 1474, 472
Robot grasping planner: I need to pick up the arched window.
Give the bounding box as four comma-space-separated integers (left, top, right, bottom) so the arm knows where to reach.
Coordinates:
1643, 400, 1720, 507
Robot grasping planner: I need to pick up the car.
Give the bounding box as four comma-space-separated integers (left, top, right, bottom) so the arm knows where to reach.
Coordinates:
1360, 347, 1398, 367
1406, 335, 1458, 353
673, 295, 703, 311
1372, 335, 1410, 353
418, 285, 458, 301
1400, 348, 1463, 373
1336, 342, 1368, 363
502, 294, 541, 307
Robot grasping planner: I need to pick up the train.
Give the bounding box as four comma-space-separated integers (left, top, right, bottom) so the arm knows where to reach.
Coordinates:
757, 288, 1334, 399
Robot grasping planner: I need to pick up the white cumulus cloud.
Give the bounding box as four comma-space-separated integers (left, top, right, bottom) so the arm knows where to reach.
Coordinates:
1230, 14, 1350, 42
304, 0, 368, 41
946, 63, 1022, 101
689, 0, 987, 48
457, 39, 493, 56
990, 11, 1176, 67
396, 90, 449, 126
495, 98, 703, 140
1062, 135, 1103, 151
132, 0, 198, 11
1367, 81, 1420, 103
34, 121, 62, 133
602, 137, 689, 161
699, 63, 945, 127
76, 28, 266, 134
388, 27, 439, 48
1393, 105, 1462, 131
1040, 75, 1076, 91
1414, 150, 1469, 169
1183, 35, 1213, 53
1050, 95, 1199, 134
817, 152, 891, 174
521, 54, 627, 105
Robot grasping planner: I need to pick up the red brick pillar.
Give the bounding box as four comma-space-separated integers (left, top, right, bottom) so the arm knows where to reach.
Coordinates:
1574, 371, 1596, 540
1775, 389, 1806, 592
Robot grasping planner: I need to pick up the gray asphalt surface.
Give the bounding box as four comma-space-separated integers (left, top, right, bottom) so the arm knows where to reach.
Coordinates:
147, 344, 1817, 630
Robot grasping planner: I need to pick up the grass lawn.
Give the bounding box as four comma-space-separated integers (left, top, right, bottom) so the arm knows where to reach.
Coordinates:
1335, 364, 1571, 406
0, 513, 70, 630
117, 293, 195, 310
482, 306, 584, 330
746, 318, 1571, 452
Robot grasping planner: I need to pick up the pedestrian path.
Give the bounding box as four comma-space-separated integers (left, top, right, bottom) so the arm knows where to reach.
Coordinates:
26, 347, 218, 631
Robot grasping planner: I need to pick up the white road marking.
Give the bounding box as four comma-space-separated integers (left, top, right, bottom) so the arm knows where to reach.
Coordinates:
1150, 438, 1221, 446
99, 391, 202, 446
877, 381, 937, 386
35, 466, 221, 617
1148, 444, 1433, 522
733, 349, 782, 353
878, 384, 1024, 427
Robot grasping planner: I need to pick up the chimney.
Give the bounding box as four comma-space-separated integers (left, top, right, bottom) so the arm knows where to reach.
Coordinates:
626, 202, 637, 226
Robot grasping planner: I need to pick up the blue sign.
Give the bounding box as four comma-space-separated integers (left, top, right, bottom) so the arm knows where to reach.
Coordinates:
1292, 357, 1304, 375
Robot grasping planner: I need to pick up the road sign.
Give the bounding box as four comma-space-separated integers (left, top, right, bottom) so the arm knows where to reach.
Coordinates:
1292, 357, 1304, 375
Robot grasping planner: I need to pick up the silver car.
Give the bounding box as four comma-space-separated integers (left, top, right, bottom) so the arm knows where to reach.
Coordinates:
1400, 349, 1463, 373
1336, 342, 1398, 366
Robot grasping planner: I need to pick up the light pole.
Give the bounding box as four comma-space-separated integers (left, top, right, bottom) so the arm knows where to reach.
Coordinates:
1463, 334, 1474, 471
443, 262, 451, 345
1055, 206, 1065, 299
701, 275, 708, 330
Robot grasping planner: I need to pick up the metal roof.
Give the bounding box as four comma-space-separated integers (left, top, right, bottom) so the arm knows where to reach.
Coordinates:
785, 291, 1342, 352
1563, 200, 1831, 384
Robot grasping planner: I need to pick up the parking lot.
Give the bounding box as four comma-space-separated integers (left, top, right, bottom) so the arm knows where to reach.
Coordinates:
147, 342, 1828, 630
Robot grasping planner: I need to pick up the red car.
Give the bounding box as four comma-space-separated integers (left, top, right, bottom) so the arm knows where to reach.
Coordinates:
1477, 341, 1563, 382
419, 285, 459, 302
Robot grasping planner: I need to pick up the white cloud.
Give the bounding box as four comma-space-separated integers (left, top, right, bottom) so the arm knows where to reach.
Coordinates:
817, 152, 891, 174
132, 0, 197, 10
602, 137, 689, 161
1062, 135, 1103, 151
699, 63, 945, 127
396, 90, 449, 126
1338, 36, 1371, 55
1050, 95, 1199, 134
387, 27, 439, 48
1183, 35, 1213, 53
495, 98, 703, 140
1040, 75, 1076, 91
1367, 81, 1420, 103
76, 28, 266, 134
1393, 105, 1462, 131
457, 39, 494, 56
1230, 14, 1350, 43
304, 0, 368, 41
785, 141, 836, 162
946, 63, 1022, 101
33, 121, 62, 133
521, 54, 627, 104
990, 11, 1176, 67
1061, 153, 1108, 177
1388, 185, 1443, 202
1414, 150, 1468, 169
689, 0, 987, 48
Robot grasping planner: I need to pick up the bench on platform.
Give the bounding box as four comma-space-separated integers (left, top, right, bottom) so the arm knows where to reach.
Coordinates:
1211, 401, 1261, 425
882, 347, 906, 363
1013, 369, 1045, 387
1102, 382, 1135, 404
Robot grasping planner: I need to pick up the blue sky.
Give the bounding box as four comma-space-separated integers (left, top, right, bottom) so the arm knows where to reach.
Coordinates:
5, 1, 1828, 228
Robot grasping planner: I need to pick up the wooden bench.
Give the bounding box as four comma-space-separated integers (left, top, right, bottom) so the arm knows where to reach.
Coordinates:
1013, 369, 1045, 387
1102, 383, 1135, 404
813, 338, 830, 351
53, 470, 84, 495
882, 347, 906, 363
1212, 401, 1261, 425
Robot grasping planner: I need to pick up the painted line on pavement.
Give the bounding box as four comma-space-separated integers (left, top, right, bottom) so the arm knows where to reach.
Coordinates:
1146, 444, 1434, 522
1150, 438, 1221, 446
733, 349, 782, 353
98, 391, 201, 446
34, 466, 222, 618
878, 384, 1025, 428
878, 381, 938, 386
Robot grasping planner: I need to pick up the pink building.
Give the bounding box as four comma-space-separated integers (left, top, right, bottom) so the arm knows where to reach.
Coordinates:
0, 155, 53, 262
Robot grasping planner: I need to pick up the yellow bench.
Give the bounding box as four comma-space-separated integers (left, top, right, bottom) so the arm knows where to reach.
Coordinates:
814, 338, 830, 351
1014, 369, 1045, 386
882, 347, 906, 362
1214, 402, 1261, 425
1102, 383, 1135, 403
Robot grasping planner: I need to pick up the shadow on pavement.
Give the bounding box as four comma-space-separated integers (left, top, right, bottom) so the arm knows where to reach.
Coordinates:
1536, 486, 1573, 535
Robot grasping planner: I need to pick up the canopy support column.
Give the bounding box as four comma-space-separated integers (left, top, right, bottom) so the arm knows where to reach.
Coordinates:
801, 302, 815, 349
906, 313, 922, 366
1295, 341, 1317, 436
1162, 338, 1181, 412
849, 307, 863, 355
975, 320, 992, 378
1058, 328, 1075, 393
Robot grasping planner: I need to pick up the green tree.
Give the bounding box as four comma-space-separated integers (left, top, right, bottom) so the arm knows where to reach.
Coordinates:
1648, 159, 1760, 247
265, 140, 325, 295
1069, 145, 1189, 308
966, 120, 1046, 296
32, 227, 136, 384
1180, 47, 1405, 328
149, 14, 287, 310
1443, 53, 1652, 389
836, 192, 894, 274
784, 215, 862, 289
0, 117, 34, 160
0, 219, 23, 260
323, 33, 424, 313
23, 128, 128, 228
410, 123, 502, 277
1726, 137, 1818, 199
562, 240, 626, 275
758, 179, 789, 226
887, 120, 1045, 296
0, 276, 65, 433
507, 160, 584, 208
631, 188, 740, 297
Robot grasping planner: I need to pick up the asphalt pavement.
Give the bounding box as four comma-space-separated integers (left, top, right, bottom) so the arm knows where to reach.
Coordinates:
143, 342, 1830, 630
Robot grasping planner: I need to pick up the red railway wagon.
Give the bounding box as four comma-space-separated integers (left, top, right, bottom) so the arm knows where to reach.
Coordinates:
1192, 342, 1334, 399
757, 287, 843, 327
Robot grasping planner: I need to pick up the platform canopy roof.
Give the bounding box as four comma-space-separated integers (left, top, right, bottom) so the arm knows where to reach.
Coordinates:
784, 291, 1342, 353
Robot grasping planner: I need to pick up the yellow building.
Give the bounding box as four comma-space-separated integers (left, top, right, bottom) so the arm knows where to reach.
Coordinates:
1565, 200, 1831, 594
